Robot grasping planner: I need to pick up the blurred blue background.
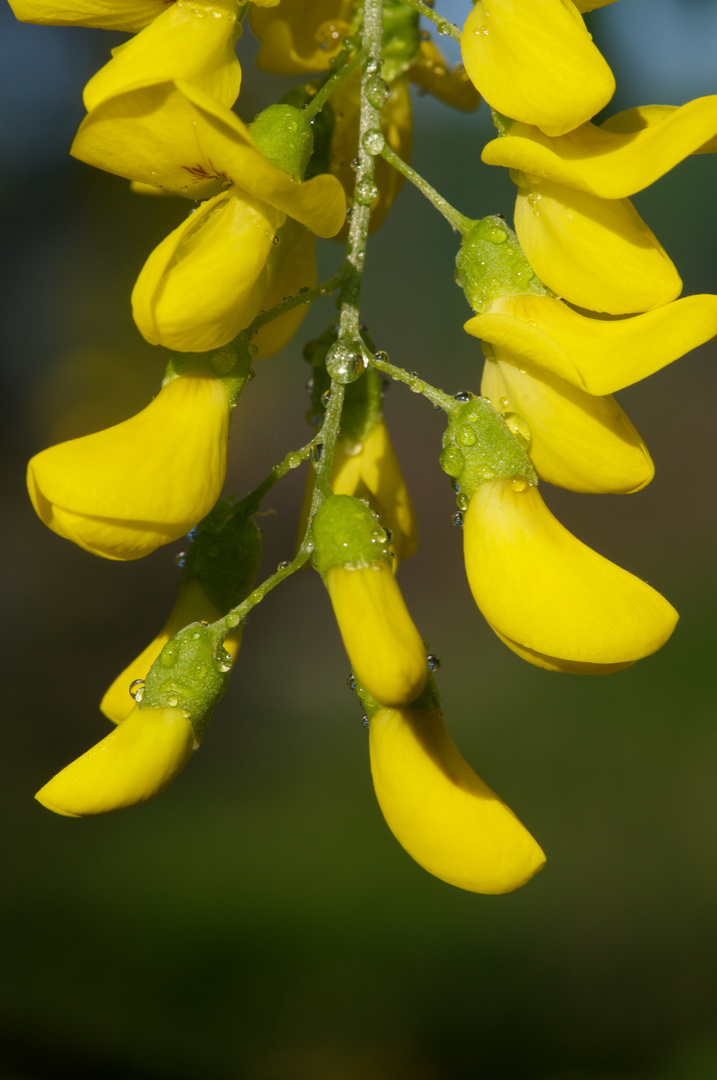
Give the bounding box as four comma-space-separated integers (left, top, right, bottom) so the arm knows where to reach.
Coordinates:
1, 1, 717, 1077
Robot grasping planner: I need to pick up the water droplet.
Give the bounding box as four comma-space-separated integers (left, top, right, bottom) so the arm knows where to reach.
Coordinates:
457, 426, 476, 447
326, 338, 367, 383
452, 511, 464, 527
485, 225, 507, 243
277, 560, 291, 571
373, 349, 389, 364
175, 550, 186, 568
320, 389, 331, 408
350, 156, 360, 171
310, 442, 324, 462
286, 451, 303, 469
365, 74, 390, 109
353, 178, 378, 206
510, 477, 528, 492
347, 674, 357, 691
450, 478, 460, 492
167, 695, 179, 707
362, 129, 385, 155
361, 715, 370, 728
456, 492, 469, 510
504, 411, 531, 449
272, 234, 281, 245
365, 57, 379, 75
454, 390, 472, 402
427, 654, 441, 671
129, 679, 145, 702
436, 19, 451, 34
439, 444, 464, 478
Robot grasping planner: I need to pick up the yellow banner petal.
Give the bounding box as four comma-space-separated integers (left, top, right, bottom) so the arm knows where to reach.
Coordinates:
512, 173, 682, 313
481, 358, 654, 494
9, 0, 167, 31
370, 706, 545, 894
83, 0, 242, 112
464, 480, 678, 665
461, 0, 614, 136
27, 375, 231, 560
132, 190, 283, 351
483, 96, 717, 197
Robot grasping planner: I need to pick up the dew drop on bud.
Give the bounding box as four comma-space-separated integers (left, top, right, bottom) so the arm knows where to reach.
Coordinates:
427, 654, 441, 671
452, 510, 465, 527
347, 674, 357, 691
454, 390, 472, 402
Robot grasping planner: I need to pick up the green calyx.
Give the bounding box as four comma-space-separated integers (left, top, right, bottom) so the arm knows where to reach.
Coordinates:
455, 215, 549, 313
282, 85, 335, 180
311, 494, 392, 574
141, 622, 233, 742
249, 104, 314, 181
357, 668, 441, 720
180, 497, 262, 616
162, 336, 256, 404
440, 396, 537, 499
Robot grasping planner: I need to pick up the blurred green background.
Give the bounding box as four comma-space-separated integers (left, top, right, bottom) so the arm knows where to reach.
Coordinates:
1, 1, 717, 1077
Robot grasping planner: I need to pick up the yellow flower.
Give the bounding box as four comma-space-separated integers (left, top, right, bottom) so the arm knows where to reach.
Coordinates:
250, 0, 354, 74
407, 39, 480, 112
251, 219, 317, 359
330, 420, 417, 564
464, 292, 717, 396
101, 579, 242, 724
482, 96, 717, 199
461, 0, 615, 137
10, 0, 277, 30
82, 0, 243, 112
27, 374, 231, 561
72, 80, 346, 351
35, 706, 196, 818
463, 479, 678, 672
480, 353, 653, 494
510, 169, 681, 314
369, 705, 545, 893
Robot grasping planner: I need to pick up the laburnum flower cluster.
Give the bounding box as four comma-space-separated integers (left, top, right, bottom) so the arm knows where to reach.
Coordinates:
12, 0, 716, 896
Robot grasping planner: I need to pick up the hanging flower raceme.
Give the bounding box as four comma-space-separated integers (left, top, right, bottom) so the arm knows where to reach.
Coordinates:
364, 677, 545, 894
312, 495, 427, 707
481, 98, 717, 313
37, 618, 238, 817
71, 81, 346, 351
102, 498, 262, 723
460, 0, 615, 137
27, 346, 252, 561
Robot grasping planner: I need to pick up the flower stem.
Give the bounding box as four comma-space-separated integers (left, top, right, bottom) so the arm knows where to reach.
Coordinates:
245, 271, 344, 338
380, 142, 472, 234
400, 0, 461, 41
369, 350, 455, 412
303, 48, 365, 121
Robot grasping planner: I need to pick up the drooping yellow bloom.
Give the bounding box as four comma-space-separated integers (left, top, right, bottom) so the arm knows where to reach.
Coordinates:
510, 170, 681, 314
463, 479, 678, 672
82, 0, 243, 112
35, 706, 196, 818
461, 0, 615, 137
330, 420, 417, 564
10, 0, 277, 30
251, 219, 317, 359
481, 354, 654, 494
482, 96, 717, 198
72, 80, 346, 351
27, 374, 231, 560
101, 579, 242, 724
251, 0, 354, 74
326, 564, 426, 707
464, 293, 717, 396
369, 705, 545, 894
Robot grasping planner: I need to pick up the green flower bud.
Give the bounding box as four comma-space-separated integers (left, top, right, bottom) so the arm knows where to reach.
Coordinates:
181, 497, 263, 615
455, 215, 549, 313
311, 494, 391, 574
440, 397, 536, 498
249, 104, 314, 181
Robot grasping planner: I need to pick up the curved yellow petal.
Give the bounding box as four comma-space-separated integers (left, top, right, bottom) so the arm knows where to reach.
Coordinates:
513, 172, 682, 313
36, 706, 196, 817
369, 706, 545, 894
482, 96, 717, 198
132, 190, 282, 351
8, 0, 166, 31
492, 629, 634, 674
464, 480, 678, 666
408, 40, 480, 112
27, 375, 230, 560
601, 104, 717, 154
465, 293, 717, 395
326, 564, 426, 707
573, 0, 618, 9
101, 580, 241, 724
481, 357, 653, 494
250, 0, 353, 74
83, 0, 242, 112
252, 219, 317, 359
461, 0, 614, 137
72, 80, 347, 237
354, 422, 418, 563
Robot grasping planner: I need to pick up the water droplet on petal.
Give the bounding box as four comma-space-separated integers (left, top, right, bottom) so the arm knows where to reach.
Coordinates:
129, 679, 145, 702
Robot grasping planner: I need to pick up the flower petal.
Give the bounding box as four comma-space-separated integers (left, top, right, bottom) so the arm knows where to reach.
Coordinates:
482, 96, 717, 198
481, 357, 654, 494
465, 293, 717, 395
83, 0, 242, 112
27, 375, 230, 560
326, 564, 426, 707
250, 0, 353, 73
35, 706, 196, 817
601, 104, 717, 154
408, 39, 480, 112
461, 0, 614, 136
512, 172, 682, 313
101, 580, 241, 723
9, 0, 166, 31
369, 706, 545, 894
132, 190, 282, 351
252, 219, 317, 358
464, 480, 678, 665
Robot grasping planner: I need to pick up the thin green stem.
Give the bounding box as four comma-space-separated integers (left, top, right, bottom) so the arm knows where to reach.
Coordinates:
400, 0, 461, 41
245, 271, 343, 338
303, 48, 365, 121
380, 142, 472, 234
369, 350, 455, 413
